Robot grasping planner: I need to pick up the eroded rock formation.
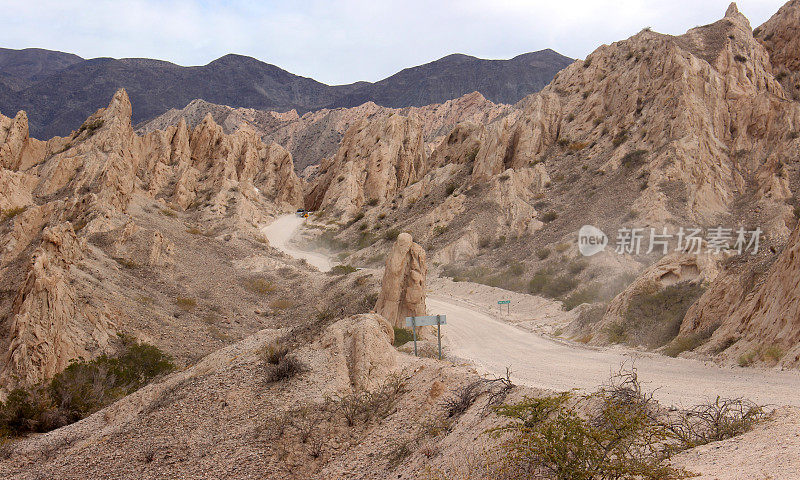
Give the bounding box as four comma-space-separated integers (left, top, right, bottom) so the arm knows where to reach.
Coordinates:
375, 232, 428, 329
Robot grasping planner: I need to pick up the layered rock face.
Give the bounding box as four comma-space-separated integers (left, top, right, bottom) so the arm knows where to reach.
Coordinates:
305, 114, 426, 217
375, 233, 428, 329
756, 0, 800, 100
138, 91, 512, 173
0, 89, 304, 387
680, 222, 800, 365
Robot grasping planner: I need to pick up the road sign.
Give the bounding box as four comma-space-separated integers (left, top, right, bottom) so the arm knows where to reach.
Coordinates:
405, 315, 446, 359
405, 315, 447, 327
498, 300, 511, 314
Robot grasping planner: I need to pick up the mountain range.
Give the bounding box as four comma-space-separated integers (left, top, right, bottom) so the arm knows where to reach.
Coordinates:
0, 47, 571, 139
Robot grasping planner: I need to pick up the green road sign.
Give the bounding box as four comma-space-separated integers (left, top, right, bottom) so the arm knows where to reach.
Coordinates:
498, 300, 510, 304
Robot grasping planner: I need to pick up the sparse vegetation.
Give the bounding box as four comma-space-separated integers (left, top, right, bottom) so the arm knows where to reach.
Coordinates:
536, 247, 551, 260
1, 206, 27, 221
243, 277, 276, 295
541, 211, 558, 223
563, 285, 600, 310
492, 370, 687, 480
393, 327, 414, 347
619, 281, 705, 348
262, 342, 305, 383
175, 297, 197, 312
384, 229, 401, 242
331, 264, 358, 275
621, 149, 648, 167
0, 335, 173, 437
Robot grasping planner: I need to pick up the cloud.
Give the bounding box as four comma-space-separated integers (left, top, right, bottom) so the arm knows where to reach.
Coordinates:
0, 0, 785, 84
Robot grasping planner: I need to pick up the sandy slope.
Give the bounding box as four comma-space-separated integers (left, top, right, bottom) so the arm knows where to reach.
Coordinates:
262, 215, 332, 272
266, 215, 800, 409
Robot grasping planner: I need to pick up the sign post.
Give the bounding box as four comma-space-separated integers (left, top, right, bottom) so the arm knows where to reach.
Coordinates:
405, 314, 447, 360
498, 300, 510, 314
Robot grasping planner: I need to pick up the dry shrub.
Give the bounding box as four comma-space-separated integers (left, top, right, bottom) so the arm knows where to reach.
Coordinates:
665, 397, 766, 449
492, 369, 686, 480
175, 297, 197, 311
261, 342, 304, 383
243, 277, 276, 295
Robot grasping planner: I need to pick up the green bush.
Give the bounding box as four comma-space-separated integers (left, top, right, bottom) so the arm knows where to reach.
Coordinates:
528, 270, 553, 294
0, 336, 174, 437
621, 149, 649, 167
623, 281, 704, 348
384, 229, 401, 242
393, 327, 414, 347
541, 211, 558, 223
563, 285, 600, 310
536, 248, 551, 260
331, 264, 358, 275
492, 371, 686, 480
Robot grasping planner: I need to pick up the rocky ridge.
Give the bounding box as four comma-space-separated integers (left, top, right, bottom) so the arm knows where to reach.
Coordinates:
0, 89, 305, 387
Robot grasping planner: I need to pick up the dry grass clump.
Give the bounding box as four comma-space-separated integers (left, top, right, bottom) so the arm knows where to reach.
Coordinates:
269, 299, 294, 310
1, 206, 27, 221
261, 341, 305, 383
243, 277, 276, 295
175, 297, 197, 312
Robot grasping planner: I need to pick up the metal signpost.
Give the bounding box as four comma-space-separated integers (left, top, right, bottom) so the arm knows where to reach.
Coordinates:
498, 300, 510, 314
405, 314, 447, 360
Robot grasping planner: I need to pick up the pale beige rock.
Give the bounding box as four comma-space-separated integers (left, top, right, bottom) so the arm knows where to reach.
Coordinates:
683, 220, 800, 365
306, 114, 426, 218
316, 313, 396, 390
375, 232, 428, 329
1, 223, 116, 386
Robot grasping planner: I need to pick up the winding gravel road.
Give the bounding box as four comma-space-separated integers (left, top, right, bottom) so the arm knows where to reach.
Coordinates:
265, 214, 800, 408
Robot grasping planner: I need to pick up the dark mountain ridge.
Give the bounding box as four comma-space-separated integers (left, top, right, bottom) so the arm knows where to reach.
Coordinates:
0, 48, 572, 139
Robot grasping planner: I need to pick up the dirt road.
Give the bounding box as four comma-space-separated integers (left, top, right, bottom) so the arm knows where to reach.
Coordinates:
261, 215, 332, 272
265, 214, 800, 408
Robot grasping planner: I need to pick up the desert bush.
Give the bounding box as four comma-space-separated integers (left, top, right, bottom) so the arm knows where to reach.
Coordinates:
665, 397, 765, 449
114, 257, 139, 269
384, 229, 401, 242
445, 183, 458, 196
465, 147, 479, 163
536, 248, 551, 260
541, 211, 558, 223
612, 130, 629, 148
621, 149, 648, 167
542, 275, 578, 298
492, 369, 686, 480
265, 353, 305, 383
366, 198, 379, 207
330, 375, 406, 426
331, 264, 357, 275
442, 382, 482, 418
663, 335, 704, 358
175, 297, 197, 311
622, 281, 704, 348
243, 277, 276, 295
563, 285, 600, 310
527, 270, 553, 294
393, 327, 414, 347
0, 337, 173, 437
604, 322, 628, 344
1, 206, 27, 221
568, 141, 588, 151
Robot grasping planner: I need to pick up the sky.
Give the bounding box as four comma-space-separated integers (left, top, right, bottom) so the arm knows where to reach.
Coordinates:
0, 0, 787, 85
